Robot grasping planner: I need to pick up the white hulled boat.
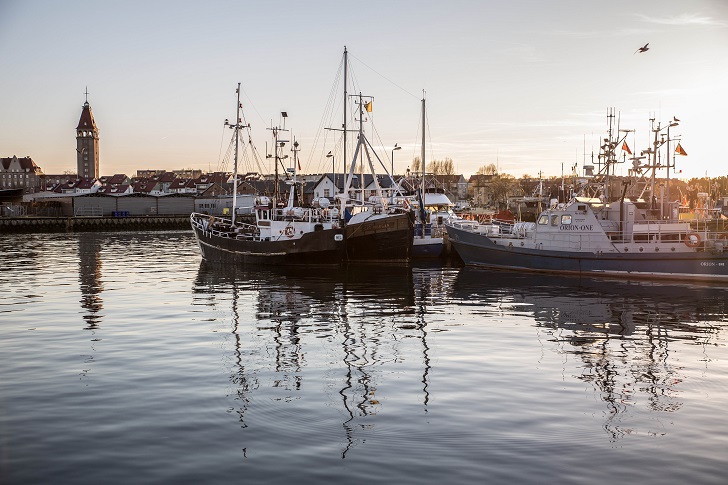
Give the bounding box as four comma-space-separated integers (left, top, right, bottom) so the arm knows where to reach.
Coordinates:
447, 110, 728, 282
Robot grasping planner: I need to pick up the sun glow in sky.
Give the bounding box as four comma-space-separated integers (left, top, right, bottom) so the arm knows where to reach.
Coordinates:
1, 0, 727, 179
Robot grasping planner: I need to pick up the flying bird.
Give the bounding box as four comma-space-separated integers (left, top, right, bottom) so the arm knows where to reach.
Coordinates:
674, 116, 680, 122
634, 43, 649, 54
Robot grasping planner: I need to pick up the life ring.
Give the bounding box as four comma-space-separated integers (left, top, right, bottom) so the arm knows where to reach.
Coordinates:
285, 226, 295, 238
684, 232, 701, 248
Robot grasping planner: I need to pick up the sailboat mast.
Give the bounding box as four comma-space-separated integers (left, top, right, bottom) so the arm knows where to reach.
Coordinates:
421, 96, 425, 185
232, 82, 241, 225
420, 96, 426, 238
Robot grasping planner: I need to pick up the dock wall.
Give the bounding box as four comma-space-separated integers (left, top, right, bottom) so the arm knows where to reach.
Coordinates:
0, 216, 191, 233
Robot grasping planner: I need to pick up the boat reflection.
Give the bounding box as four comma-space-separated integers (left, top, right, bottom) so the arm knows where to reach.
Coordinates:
452, 268, 728, 440
194, 261, 728, 448
195, 261, 440, 455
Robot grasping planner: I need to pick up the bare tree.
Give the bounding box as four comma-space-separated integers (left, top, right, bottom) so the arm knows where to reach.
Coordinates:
476, 163, 498, 175
490, 174, 520, 209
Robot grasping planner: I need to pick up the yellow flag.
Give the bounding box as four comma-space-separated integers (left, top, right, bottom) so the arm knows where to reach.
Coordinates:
365, 101, 372, 113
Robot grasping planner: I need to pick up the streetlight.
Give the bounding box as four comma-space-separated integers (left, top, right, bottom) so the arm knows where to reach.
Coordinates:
390, 144, 401, 204
326, 151, 335, 198
391, 143, 401, 176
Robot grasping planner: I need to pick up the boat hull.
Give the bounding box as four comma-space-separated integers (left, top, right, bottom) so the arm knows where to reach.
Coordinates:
345, 212, 414, 263
412, 236, 446, 258
192, 217, 346, 266
447, 224, 728, 282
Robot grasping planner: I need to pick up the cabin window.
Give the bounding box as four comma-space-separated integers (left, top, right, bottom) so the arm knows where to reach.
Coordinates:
561, 215, 572, 225
550, 215, 559, 226
538, 215, 548, 225
577, 205, 586, 211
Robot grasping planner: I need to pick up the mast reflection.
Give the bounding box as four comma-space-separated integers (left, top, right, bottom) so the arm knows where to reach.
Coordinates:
194, 262, 436, 455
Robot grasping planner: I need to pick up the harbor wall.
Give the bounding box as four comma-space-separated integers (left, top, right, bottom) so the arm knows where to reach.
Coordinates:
0, 215, 191, 233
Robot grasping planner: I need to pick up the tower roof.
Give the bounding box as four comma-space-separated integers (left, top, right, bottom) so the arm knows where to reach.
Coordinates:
76, 101, 98, 130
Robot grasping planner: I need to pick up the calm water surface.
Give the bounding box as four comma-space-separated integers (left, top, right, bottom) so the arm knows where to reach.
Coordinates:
1, 231, 727, 484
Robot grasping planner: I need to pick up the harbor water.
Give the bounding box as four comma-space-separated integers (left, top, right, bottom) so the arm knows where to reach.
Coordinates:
2, 231, 728, 484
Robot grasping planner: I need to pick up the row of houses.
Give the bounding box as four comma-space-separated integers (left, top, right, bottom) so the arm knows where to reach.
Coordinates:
34, 170, 475, 206
6, 154, 539, 213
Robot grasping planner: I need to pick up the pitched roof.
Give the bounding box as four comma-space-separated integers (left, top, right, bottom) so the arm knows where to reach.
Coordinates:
76, 102, 98, 130
157, 171, 177, 183
468, 174, 497, 184
1, 156, 40, 171
132, 180, 158, 193
99, 184, 130, 194
168, 178, 190, 190
76, 178, 97, 189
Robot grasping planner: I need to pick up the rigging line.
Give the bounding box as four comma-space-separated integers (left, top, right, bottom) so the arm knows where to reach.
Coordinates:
217, 123, 227, 171
238, 84, 268, 129
246, 132, 267, 176
306, 57, 344, 168
426, 104, 436, 173
349, 53, 419, 100
220, 134, 235, 173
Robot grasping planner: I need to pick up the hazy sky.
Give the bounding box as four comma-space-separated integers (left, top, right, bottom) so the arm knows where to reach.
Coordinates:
1, 0, 727, 179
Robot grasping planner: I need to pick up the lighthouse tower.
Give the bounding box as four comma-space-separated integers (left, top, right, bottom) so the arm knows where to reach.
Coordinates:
76, 89, 100, 179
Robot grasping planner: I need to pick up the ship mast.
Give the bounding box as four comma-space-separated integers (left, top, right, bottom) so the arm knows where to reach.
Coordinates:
224, 83, 243, 226
343, 47, 348, 187
420, 95, 426, 238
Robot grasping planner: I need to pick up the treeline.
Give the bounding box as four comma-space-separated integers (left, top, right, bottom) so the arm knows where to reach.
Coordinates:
410, 157, 456, 175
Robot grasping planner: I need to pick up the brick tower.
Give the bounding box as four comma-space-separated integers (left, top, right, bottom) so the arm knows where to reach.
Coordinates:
76, 88, 100, 179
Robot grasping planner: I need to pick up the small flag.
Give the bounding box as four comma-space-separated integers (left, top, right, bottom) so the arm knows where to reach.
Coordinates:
675, 143, 688, 156
621, 141, 632, 155
365, 101, 372, 113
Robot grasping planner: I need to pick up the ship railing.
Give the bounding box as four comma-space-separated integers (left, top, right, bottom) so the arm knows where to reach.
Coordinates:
273, 206, 337, 224
449, 219, 495, 236
191, 212, 260, 239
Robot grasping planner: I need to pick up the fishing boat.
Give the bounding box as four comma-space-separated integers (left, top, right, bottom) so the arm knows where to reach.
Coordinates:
447, 110, 728, 282
191, 84, 345, 266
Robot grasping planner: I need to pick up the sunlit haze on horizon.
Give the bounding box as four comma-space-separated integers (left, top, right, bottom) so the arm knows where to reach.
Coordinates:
1, 0, 727, 180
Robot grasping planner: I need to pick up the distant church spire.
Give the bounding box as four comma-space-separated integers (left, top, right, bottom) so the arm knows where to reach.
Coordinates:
76, 88, 100, 180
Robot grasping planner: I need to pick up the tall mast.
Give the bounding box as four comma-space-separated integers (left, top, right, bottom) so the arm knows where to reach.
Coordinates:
232, 83, 241, 225
269, 113, 290, 206
420, 95, 426, 237
274, 127, 279, 204
343, 47, 348, 186
421, 95, 425, 188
